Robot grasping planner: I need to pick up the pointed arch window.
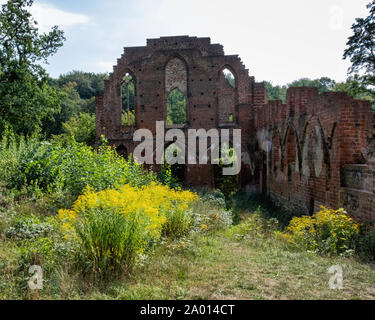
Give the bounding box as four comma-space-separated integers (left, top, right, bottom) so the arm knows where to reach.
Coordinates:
121, 73, 135, 126
165, 58, 187, 125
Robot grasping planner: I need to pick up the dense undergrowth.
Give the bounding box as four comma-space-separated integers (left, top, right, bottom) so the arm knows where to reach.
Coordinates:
0, 132, 375, 299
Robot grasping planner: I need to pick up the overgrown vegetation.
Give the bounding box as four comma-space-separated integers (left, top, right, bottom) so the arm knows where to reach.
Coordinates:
0, 0, 375, 301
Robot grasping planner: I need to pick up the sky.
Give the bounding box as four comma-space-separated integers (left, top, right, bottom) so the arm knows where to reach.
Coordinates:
0, 0, 371, 85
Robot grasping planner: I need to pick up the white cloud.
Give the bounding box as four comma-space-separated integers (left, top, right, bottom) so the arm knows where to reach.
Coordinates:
0, 1, 89, 32
28, 0, 370, 81
30, 2, 89, 33
96, 61, 115, 72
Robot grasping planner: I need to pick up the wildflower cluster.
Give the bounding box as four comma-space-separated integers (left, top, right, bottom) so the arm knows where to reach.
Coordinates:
59, 183, 198, 237
57, 183, 199, 277
282, 206, 359, 254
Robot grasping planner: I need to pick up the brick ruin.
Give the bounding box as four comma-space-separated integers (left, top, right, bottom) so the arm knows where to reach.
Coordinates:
96, 36, 375, 222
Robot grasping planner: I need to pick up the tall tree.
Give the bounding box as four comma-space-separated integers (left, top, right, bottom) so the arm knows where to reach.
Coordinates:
288, 77, 336, 93
0, 0, 65, 136
343, 0, 375, 90
57, 71, 108, 100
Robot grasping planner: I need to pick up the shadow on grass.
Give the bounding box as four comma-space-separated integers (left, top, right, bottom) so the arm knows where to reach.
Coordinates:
228, 192, 302, 228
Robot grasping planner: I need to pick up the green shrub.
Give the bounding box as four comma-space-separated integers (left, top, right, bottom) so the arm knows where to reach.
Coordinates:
354, 225, 375, 261
192, 189, 233, 233
52, 112, 96, 146
6, 215, 53, 242
161, 206, 193, 239
5, 137, 155, 199
157, 164, 181, 190
0, 130, 41, 184
228, 207, 279, 241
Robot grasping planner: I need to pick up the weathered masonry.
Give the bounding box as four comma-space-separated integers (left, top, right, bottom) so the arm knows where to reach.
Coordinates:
96, 35, 375, 222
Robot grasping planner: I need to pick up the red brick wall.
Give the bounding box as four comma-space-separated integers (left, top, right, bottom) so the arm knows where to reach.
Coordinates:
255, 88, 375, 222
95, 36, 259, 189
95, 36, 375, 222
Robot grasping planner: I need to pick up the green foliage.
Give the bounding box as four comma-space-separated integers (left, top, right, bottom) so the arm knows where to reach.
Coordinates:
44, 81, 99, 137
344, 0, 375, 90
264, 81, 288, 102
122, 110, 135, 126
0, 69, 61, 136
161, 205, 193, 240
56, 71, 108, 100
288, 77, 336, 93
334, 75, 375, 109
0, 0, 65, 137
265, 77, 336, 103
73, 208, 146, 279
354, 224, 375, 261
167, 89, 186, 125
0, 135, 155, 199
191, 189, 233, 233
0, 129, 40, 184
0, 0, 65, 73
6, 215, 53, 242
157, 164, 181, 190
227, 207, 279, 244
229, 193, 296, 227
213, 144, 238, 199
122, 75, 135, 114
53, 112, 96, 146
282, 207, 359, 255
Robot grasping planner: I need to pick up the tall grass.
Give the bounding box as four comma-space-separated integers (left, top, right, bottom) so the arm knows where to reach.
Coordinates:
74, 209, 145, 279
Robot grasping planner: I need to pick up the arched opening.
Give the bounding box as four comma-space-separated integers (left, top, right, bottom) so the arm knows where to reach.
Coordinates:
285, 128, 297, 182
121, 73, 135, 126
164, 143, 186, 184
218, 67, 237, 125
116, 144, 128, 159
165, 57, 187, 126
167, 88, 187, 125
222, 68, 236, 88
213, 143, 238, 198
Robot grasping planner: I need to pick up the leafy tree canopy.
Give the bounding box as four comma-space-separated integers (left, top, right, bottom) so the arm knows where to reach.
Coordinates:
344, 0, 375, 90
264, 77, 336, 102
56, 70, 108, 100
0, 0, 65, 136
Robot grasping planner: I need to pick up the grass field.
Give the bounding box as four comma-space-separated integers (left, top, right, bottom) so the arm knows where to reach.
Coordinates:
2, 201, 374, 300
84, 232, 375, 301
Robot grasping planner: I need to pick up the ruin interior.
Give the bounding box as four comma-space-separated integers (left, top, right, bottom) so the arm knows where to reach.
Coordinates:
96, 36, 375, 222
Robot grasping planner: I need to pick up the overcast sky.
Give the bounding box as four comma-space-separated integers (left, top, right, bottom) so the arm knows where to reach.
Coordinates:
0, 0, 371, 85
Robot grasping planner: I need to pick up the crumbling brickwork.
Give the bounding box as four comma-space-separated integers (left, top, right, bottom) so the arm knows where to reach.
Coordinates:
96, 35, 375, 222
96, 36, 262, 189
255, 88, 375, 222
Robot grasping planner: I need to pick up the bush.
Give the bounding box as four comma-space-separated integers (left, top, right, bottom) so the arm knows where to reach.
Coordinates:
192, 189, 233, 233
5, 138, 155, 199
228, 207, 279, 241
282, 207, 359, 255
53, 112, 96, 146
6, 215, 53, 242
58, 183, 199, 277
0, 130, 40, 185
354, 225, 375, 261
3, 215, 71, 298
